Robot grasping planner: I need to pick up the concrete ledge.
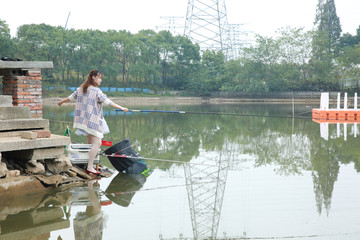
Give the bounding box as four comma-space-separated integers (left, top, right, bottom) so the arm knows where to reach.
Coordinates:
0, 106, 31, 120
4, 147, 65, 161
0, 134, 70, 152
0, 95, 13, 106
0, 119, 49, 132
0, 61, 53, 69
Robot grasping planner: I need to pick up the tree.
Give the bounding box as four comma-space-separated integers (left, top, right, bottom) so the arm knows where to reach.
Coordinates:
170, 35, 201, 90
135, 30, 161, 87
340, 25, 360, 48
0, 19, 15, 58
337, 45, 360, 88
188, 50, 225, 95
154, 31, 175, 90
313, 0, 342, 58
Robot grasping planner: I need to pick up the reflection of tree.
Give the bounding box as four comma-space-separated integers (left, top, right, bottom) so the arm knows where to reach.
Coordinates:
310, 142, 339, 215
45, 104, 360, 217
251, 131, 312, 175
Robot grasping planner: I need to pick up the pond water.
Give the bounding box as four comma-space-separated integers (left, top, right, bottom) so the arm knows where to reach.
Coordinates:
2, 103, 360, 240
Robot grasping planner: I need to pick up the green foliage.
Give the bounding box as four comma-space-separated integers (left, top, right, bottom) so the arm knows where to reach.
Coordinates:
0, 20, 15, 57
0, 1, 358, 95
313, 0, 342, 57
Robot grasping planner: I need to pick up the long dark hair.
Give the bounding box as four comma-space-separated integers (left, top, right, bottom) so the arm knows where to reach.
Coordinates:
81, 70, 103, 93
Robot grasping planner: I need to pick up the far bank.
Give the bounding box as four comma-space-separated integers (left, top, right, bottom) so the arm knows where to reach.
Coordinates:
43, 91, 357, 107
44, 96, 322, 107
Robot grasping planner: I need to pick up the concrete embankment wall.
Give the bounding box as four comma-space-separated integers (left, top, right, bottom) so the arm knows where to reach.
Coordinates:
211, 91, 338, 99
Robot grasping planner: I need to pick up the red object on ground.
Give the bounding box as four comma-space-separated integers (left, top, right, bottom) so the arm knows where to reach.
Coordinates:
101, 140, 113, 146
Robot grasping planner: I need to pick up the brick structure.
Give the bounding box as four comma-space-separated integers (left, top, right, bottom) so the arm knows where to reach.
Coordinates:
0, 61, 53, 118
2, 70, 43, 117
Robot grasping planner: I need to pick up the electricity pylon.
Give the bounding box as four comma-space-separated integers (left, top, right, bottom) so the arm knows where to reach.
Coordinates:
156, 16, 184, 36
229, 24, 253, 59
184, 0, 233, 59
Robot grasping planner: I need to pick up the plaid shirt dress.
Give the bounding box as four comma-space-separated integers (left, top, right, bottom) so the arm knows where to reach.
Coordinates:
69, 86, 112, 138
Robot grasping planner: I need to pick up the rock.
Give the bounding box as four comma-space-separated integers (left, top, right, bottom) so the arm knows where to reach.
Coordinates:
45, 156, 72, 174
21, 131, 37, 140
26, 159, 37, 168
0, 162, 8, 178
25, 160, 45, 174
6, 170, 20, 178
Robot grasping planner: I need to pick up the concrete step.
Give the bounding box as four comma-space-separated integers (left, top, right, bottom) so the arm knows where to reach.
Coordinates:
0, 119, 49, 132
0, 95, 13, 106
0, 106, 31, 120
0, 134, 70, 152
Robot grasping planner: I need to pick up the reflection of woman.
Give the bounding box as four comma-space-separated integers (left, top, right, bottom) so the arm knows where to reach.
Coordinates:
57, 70, 129, 175
73, 180, 103, 240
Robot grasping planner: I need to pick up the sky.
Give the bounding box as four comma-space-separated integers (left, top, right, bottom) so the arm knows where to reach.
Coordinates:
1, 0, 360, 38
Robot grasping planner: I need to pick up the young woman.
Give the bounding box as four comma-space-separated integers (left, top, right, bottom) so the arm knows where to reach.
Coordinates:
58, 70, 129, 175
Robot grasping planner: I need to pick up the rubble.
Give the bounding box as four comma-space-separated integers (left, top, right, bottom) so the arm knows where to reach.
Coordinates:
0, 95, 113, 195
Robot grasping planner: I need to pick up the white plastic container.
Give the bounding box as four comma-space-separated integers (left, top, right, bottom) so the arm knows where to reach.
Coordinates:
67, 144, 100, 164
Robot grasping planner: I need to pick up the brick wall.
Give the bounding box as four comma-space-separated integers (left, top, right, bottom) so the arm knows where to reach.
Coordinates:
2, 69, 43, 118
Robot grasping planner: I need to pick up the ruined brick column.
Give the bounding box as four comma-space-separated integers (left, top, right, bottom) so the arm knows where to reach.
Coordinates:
0, 61, 53, 118
2, 69, 43, 118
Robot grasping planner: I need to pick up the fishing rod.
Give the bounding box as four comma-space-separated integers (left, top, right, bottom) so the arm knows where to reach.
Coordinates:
114, 109, 312, 119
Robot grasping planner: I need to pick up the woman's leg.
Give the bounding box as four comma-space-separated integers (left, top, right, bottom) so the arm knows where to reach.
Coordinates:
86, 134, 102, 172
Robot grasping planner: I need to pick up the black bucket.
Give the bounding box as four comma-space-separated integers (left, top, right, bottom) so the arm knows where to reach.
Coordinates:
104, 139, 144, 172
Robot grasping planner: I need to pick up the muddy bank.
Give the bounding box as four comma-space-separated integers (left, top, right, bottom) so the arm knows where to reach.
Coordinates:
44, 96, 320, 107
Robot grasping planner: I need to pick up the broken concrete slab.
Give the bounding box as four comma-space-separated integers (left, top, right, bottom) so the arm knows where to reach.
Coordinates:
0, 106, 31, 120
0, 134, 70, 152
0, 61, 53, 70
0, 119, 49, 133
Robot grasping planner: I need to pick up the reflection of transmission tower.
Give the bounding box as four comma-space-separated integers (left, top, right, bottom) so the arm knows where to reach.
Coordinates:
156, 16, 184, 36
183, 145, 231, 239
184, 0, 233, 59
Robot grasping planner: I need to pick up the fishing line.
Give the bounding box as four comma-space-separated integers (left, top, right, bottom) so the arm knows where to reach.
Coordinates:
102, 153, 225, 168
220, 231, 360, 239
103, 180, 215, 196
98, 180, 216, 207
114, 109, 313, 120
47, 108, 313, 128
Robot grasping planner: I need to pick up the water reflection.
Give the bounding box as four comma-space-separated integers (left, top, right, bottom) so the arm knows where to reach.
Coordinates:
41, 104, 360, 239
73, 180, 103, 240
318, 122, 359, 141
183, 143, 232, 240
105, 173, 147, 207
0, 191, 71, 240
